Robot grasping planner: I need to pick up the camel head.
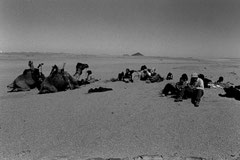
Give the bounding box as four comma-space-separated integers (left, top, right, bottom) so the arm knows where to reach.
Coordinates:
73, 63, 89, 80
76, 63, 89, 72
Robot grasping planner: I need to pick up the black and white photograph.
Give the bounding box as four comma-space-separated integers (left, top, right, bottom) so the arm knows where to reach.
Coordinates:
1, 0, 240, 160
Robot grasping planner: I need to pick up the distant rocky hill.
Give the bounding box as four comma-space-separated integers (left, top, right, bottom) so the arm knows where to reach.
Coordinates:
132, 52, 144, 56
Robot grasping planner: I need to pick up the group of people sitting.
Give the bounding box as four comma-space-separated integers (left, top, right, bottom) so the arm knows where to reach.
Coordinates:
117, 68, 135, 83
160, 73, 204, 107
115, 67, 240, 105
116, 65, 166, 83
160, 72, 239, 107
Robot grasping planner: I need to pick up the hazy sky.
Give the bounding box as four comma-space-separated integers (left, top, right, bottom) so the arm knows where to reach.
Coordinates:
0, 0, 240, 58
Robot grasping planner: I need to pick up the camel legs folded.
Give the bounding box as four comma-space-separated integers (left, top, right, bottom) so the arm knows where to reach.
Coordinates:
7, 81, 31, 92
63, 72, 80, 89
38, 84, 58, 94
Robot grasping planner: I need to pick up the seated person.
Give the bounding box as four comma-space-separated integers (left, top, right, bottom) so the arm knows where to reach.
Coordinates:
140, 69, 152, 81
216, 76, 224, 84
123, 68, 135, 83
161, 73, 188, 96
175, 73, 204, 107
213, 76, 229, 88
198, 74, 212, 88
149, 68, 156, 76
208, 76, 232, 88
166, 72, 173, 80
140, 65, 147, 71
145, 68, 164, 83
137, 65, 149, 80
78, 70, 98, 85
118, 72, 124, 81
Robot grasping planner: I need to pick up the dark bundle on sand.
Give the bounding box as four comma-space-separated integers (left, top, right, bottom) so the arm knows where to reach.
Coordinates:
146, 74, 164, 83
88, 87, 113, 93
219, 85, 240, 100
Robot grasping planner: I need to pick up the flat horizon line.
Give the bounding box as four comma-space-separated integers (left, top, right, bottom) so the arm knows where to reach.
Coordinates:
0, 51, 239, 60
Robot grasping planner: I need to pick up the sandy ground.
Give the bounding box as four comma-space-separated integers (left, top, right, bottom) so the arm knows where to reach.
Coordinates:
1, 53, 240, 160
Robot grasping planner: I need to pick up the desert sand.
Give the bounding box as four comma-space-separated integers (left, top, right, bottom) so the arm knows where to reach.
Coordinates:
1, 53, 240, 160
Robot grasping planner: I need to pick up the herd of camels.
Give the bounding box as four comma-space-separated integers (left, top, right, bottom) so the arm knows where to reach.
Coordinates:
7, 61, 91, 94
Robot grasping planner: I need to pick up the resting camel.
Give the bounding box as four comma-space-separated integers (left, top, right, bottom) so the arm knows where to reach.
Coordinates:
39, 63, 89, 94
7, 61, 45, 92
